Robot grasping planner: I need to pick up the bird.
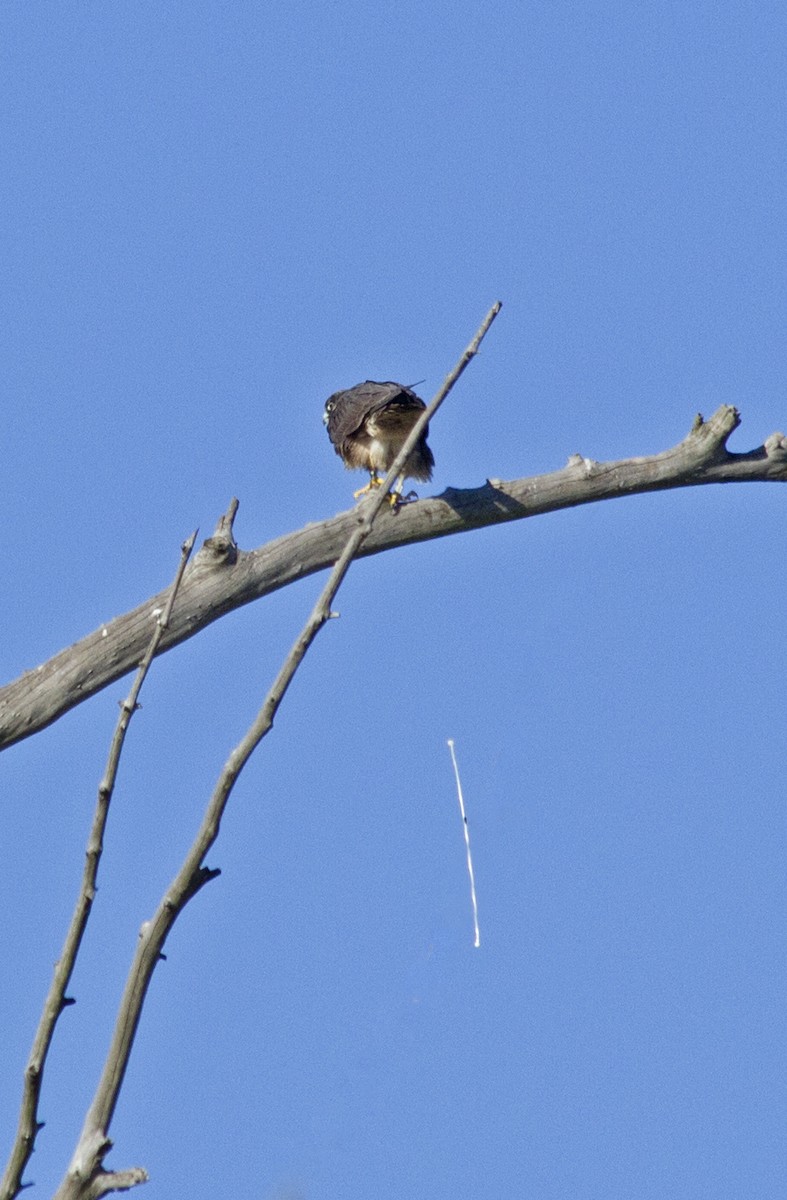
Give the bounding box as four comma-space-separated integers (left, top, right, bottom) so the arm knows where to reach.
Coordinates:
323, 380, 434, 501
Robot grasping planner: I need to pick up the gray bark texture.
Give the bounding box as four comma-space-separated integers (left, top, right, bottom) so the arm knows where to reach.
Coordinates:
1, 405, 784, 753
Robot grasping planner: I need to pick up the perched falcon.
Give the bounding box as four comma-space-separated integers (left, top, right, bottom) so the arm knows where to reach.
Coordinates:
323, 380, 434, 499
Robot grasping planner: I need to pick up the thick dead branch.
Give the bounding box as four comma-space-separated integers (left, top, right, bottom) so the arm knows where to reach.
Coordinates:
1, 405, 785, 752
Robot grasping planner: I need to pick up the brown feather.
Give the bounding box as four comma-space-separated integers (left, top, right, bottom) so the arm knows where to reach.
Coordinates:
324, 381, 434, 482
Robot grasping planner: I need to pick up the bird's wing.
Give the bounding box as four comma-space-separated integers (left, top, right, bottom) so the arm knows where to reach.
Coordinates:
363, 384, 427, 431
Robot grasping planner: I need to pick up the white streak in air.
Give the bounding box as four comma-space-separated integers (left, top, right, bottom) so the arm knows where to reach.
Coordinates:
447, 739, 480, 948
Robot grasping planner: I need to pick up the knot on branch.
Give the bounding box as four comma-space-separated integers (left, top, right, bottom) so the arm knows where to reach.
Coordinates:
193, 498, 239, 570
179, 865, 222, 906
565, 453, 599, 474
764, 431, 787, 461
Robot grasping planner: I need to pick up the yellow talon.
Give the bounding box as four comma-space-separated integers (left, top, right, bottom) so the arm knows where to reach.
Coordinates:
353, 471, 384, 499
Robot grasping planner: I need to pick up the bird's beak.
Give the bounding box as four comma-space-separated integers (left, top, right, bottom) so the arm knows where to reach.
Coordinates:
322, 411, 329, 425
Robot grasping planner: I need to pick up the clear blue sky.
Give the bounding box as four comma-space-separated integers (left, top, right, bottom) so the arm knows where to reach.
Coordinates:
1, 3, 785, 1198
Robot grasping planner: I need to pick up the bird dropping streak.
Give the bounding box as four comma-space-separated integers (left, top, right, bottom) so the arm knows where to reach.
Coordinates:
447, 739, 480, 948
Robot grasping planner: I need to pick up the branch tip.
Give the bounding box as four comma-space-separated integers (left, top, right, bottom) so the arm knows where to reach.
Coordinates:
87, 1165, 149, 1199
212, 497, 240, 540
683, 403, 741, 464
764, 431, 787, 460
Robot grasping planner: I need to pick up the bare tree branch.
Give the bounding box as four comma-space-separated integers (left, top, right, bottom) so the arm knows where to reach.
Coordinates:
0, 534, 196, 1200
50, 305, 501, 1200
1, 404, 785, 753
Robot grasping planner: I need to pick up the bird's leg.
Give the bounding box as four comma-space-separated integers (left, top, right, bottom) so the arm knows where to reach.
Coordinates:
387, 473, 421, 508
353, 470, 384, 499
386, 472, 406, 507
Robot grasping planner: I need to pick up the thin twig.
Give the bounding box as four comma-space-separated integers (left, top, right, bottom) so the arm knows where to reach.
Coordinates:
447, 739, 480, 948
52, 306, 502, 1200
0, 532, 196, 1200
369, 300, 503, 505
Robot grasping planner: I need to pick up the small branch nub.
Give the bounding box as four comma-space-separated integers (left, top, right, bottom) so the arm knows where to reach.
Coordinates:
196, 498, 240, 567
